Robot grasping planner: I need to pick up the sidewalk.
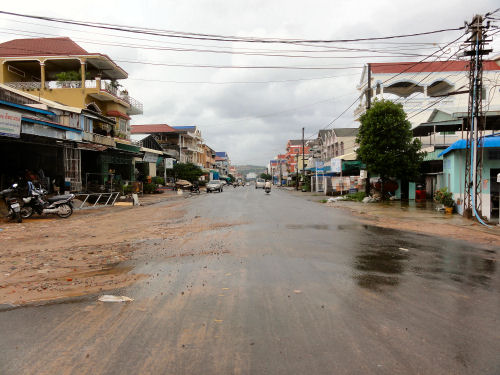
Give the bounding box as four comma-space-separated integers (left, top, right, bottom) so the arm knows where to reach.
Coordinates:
285, 189, 500, 247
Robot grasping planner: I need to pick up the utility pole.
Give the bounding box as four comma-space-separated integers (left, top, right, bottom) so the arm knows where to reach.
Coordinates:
463, 14, 491, 219
296, 150, 299, 191
302, 127, 305, 191
364, 63, 372, 197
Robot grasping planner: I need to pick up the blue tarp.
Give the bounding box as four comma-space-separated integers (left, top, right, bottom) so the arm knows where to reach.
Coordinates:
438, 134, 500, 157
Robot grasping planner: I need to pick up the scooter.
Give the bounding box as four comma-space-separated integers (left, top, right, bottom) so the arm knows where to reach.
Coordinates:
265, 186, 271, 194
0, 183, 22, 223
21, 185, 75, 219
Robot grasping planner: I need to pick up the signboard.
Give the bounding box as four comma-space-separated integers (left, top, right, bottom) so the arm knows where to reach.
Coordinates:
283, 172, 288, 178
164, 158, 174, 169
497, 173, 500, 183
143, 152, 158, 163
360, 170, 366, 179
331, 158, 342, 173
0, 110, 22, 138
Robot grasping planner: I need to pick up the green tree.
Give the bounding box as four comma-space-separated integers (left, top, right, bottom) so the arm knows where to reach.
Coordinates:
260, 173, 272, 180
171, 162, 203, 183
356, 100, 425, 194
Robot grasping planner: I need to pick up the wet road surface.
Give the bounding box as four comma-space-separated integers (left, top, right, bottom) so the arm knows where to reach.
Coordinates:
0, 187, 499, 374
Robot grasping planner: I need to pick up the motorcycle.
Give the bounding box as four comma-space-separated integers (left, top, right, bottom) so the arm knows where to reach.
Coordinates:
21, 185, 75, 219
265, 186, 271, 194
0, 183, 22, 223
189, 184, 200, 194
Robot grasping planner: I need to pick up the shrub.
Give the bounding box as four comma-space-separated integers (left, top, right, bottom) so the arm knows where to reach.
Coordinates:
343, 192, 366, 202
143, 183, 158, 194
152, 176, 165, 185
122, 185, 134, 195
434, 187, 454, 207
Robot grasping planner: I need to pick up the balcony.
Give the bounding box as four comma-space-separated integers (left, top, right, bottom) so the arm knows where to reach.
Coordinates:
82, 132, 116, 147
5, 79, 143, 115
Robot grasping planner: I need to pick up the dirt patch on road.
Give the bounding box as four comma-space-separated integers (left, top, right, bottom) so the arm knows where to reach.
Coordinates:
0, 200, 241, 306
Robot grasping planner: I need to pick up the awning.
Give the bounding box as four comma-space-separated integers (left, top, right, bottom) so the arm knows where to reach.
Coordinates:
107, 110, 131, 120
115, 141, 141, 153
438, 134, 500, 157
0, 99, 56, 116
22, 116, 82, 133
334, 152, 357, 161
77, 143, 108, 152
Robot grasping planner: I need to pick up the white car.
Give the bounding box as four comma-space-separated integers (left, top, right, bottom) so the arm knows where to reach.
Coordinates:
206, 180, 223, 193
255, 178, 265, 189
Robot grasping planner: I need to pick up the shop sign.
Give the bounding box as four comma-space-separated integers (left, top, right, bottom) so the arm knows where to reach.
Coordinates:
0, 109, 21, 138
143, 152, 158, 163
164, 158, 174, 169
331, 158, 342, 173
360, 170, 366, 178
315, 161, 324, 172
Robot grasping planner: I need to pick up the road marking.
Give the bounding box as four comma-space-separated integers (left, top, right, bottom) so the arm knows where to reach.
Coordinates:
214, 319, 223, 322
222, 287, 230, 290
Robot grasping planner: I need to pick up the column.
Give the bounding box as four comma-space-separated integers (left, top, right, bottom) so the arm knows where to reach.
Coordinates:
40, 62, 46, 91
80, 60, 86, 90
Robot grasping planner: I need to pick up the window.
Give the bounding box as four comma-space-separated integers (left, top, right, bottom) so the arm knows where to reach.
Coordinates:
119, 119, 128, 133
83, 117, 92, 132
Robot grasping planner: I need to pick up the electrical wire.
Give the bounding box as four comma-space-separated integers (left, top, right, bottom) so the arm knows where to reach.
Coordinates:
0, 11, 466, 45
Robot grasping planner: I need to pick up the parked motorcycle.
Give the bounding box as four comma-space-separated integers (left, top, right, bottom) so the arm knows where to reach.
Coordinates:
0, 183, 22, 223
21, 185, 75, 219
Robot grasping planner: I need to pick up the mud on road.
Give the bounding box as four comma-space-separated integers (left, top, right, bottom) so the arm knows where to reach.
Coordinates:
0, 198, 239, 307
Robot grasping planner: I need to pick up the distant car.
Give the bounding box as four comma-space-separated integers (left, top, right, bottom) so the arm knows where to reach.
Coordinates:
255, 178, 265, 189
206, 180, 223, 193
246, 182, 250, 186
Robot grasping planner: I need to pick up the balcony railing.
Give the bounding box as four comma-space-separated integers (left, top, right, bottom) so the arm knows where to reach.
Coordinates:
5, 81, 42, 90
5, 79, 143, 115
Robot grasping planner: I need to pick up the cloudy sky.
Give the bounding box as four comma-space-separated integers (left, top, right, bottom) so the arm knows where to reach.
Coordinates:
1, 1, 499, 165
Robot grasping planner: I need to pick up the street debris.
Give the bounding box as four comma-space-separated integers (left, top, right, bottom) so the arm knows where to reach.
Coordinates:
399, 247, 409, 252
293, 290, 302, 294
98, 295, 134, 302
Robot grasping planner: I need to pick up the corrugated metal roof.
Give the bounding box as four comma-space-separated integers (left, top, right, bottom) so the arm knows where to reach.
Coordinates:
131, 124, 176, 134
438, 135, 500, 157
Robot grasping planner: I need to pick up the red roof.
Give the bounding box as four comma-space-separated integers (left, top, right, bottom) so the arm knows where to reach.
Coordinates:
107, 110, 131, 120
0, 37, 89, 57
370, 60, 500, 74
131, 124, 176, 134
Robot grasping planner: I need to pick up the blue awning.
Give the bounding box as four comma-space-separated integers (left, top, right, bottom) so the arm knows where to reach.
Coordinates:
0, 99, 56, 116
22, 117, 82, 133
438, 134, 500, 157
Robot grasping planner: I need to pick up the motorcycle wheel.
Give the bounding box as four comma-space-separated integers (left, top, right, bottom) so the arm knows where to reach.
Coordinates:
14, 212, 22, 223
57, 204, 73, 218
21, 206, 34, 219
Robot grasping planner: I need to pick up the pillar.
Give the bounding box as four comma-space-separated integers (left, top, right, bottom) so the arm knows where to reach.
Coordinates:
40, 62, 46, 91
80, 60, 86, 90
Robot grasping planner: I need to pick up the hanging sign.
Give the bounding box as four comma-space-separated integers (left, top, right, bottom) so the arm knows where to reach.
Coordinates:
331, 158, 342, 173
164, 158, 174, 169
0, 110, 22, 138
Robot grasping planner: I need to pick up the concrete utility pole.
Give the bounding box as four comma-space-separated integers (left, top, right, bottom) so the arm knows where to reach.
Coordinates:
364, 63, 372, 197
296, 150, 299, 191
463, 14, 491, 221
302, 127, 305, 190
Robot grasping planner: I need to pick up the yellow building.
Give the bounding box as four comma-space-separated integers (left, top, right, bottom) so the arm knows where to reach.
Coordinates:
0, 37, 142, 139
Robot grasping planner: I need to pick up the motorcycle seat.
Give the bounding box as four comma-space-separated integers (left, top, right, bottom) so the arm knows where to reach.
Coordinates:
47, 194, 73, 203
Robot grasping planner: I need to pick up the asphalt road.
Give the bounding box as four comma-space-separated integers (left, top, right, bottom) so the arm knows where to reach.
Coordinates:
1, 186, 499, 374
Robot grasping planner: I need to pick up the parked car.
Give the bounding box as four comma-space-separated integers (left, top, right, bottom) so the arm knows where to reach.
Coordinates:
206, 180, 223, 193
255, 178, 265, 189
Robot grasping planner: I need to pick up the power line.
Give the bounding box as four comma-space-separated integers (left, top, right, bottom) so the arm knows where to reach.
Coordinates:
0, 10, 466, 45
